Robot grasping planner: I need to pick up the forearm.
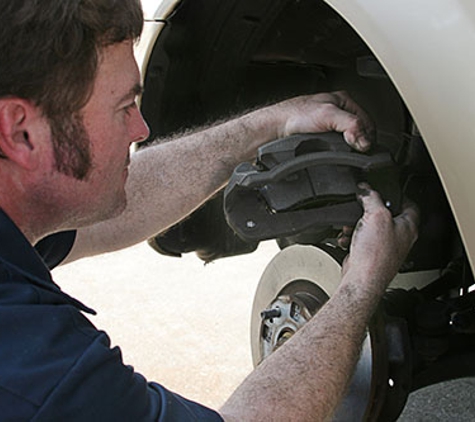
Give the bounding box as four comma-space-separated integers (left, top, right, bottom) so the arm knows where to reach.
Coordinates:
67, 106, 281, 260
118, 111, 278, 238
220, 271, 384, 422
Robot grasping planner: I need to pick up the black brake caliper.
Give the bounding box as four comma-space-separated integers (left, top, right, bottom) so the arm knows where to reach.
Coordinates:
224, 132, 401, 242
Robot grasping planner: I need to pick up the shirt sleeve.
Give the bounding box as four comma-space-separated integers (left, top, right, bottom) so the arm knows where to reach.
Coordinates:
32, 330, 223, 422
34, 231, 77, 269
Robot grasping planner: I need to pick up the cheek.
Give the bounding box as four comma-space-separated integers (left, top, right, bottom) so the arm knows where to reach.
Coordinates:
83, 112, 133, 170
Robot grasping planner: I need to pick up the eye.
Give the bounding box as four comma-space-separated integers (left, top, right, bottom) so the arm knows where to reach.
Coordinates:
123, 101, 138, 116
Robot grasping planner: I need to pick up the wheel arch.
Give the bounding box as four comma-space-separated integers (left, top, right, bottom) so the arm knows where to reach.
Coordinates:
324, 0, 475, 273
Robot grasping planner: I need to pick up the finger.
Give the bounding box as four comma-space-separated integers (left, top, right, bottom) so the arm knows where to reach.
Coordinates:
337, 231, 352, 249
398, 199, 420, 223
333, 91, 373, 126
332, 91, 375, 152
341, 225, 354, 236
294, 101, 372, 151
281, 93, 374, 150
356, 184, 387, 215
323, 107, 373, 153
394, 200, 420, 241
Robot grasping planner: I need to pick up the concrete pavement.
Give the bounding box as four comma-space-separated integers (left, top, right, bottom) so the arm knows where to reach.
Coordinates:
53, 241, 475, 419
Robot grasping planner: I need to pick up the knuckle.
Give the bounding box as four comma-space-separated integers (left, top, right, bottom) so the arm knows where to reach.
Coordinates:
345, 115, 362, 133
318, 102, 339, 118
332, 90, 349, 100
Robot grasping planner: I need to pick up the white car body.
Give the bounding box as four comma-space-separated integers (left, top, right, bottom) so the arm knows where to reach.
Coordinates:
327, 0, 475, 271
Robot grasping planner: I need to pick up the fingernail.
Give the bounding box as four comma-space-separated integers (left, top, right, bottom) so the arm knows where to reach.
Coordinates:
356, 136, 371, 152
356, 183, 370, 197
357, 181, 371, 189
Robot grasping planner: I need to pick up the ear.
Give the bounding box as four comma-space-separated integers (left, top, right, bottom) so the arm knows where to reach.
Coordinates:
0, 98, 47, 171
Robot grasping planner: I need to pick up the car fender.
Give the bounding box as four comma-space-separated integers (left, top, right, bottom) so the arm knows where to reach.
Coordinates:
325, 0, 475, 271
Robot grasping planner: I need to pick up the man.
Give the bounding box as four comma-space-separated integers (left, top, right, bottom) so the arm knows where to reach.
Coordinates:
0, 1, 418, 421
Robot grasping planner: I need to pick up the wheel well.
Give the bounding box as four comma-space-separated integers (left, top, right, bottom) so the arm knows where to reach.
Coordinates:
141, 0, 406, 138
140, 0, 463, 274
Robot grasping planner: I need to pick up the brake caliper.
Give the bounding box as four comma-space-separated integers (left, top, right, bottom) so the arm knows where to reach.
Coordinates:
224, 132, 401, 242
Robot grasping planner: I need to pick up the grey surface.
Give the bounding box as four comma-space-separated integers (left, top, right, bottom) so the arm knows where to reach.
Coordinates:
54, 241, 475, 419
398, 378, 475, 421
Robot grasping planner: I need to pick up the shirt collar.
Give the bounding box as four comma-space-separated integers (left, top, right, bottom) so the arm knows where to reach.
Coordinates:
0, 208, 95, 314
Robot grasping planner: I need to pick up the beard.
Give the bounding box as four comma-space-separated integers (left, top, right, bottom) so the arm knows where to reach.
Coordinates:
48, 112, 93, 180
44, 112, 128, 228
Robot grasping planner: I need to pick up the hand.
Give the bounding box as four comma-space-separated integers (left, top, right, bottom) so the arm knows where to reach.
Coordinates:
342, 184, 419, 289
277, 91, 375, 152
276, 91, 375, 249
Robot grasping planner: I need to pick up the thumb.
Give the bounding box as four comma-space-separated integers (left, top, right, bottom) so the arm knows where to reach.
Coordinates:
357, 183, 387, 215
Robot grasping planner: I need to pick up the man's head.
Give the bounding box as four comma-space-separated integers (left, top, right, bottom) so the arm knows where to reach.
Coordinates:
0, 1, 149, 240
0, 0, 144, 179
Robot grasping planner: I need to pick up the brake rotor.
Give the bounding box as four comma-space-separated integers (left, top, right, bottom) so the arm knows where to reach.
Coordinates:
250, 244, 389, 421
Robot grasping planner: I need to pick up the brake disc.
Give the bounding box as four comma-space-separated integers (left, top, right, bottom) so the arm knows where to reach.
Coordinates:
250, 244, 390, 421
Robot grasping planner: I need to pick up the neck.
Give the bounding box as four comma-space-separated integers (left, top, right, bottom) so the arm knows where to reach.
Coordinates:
0, 179, 62, 245
0, 203, 46, 244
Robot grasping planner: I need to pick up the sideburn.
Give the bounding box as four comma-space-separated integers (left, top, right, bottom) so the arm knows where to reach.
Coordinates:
49, 113, 93, 180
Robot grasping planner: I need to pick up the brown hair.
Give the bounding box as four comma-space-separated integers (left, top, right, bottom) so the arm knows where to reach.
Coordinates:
0, 0, 143, 178
0, 0, 143, 116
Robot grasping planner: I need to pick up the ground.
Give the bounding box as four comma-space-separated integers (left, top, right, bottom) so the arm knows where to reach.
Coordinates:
54, 241, 475, 419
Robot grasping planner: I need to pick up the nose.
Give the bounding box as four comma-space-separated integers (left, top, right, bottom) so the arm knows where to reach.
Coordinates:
129, 108, 150, 145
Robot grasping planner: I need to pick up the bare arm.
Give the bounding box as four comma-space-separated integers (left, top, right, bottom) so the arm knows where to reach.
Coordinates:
65, 91, 374, 262
219, 187, 419, 422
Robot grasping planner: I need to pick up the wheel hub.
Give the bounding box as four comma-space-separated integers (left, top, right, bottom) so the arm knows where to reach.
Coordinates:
260, 294, 316, 357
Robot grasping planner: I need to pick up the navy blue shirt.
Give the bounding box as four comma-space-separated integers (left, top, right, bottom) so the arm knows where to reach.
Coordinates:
0, 209, 223, 421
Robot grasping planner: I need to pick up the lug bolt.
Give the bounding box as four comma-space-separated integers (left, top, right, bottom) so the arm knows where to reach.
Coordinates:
261, 308, 282, 320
